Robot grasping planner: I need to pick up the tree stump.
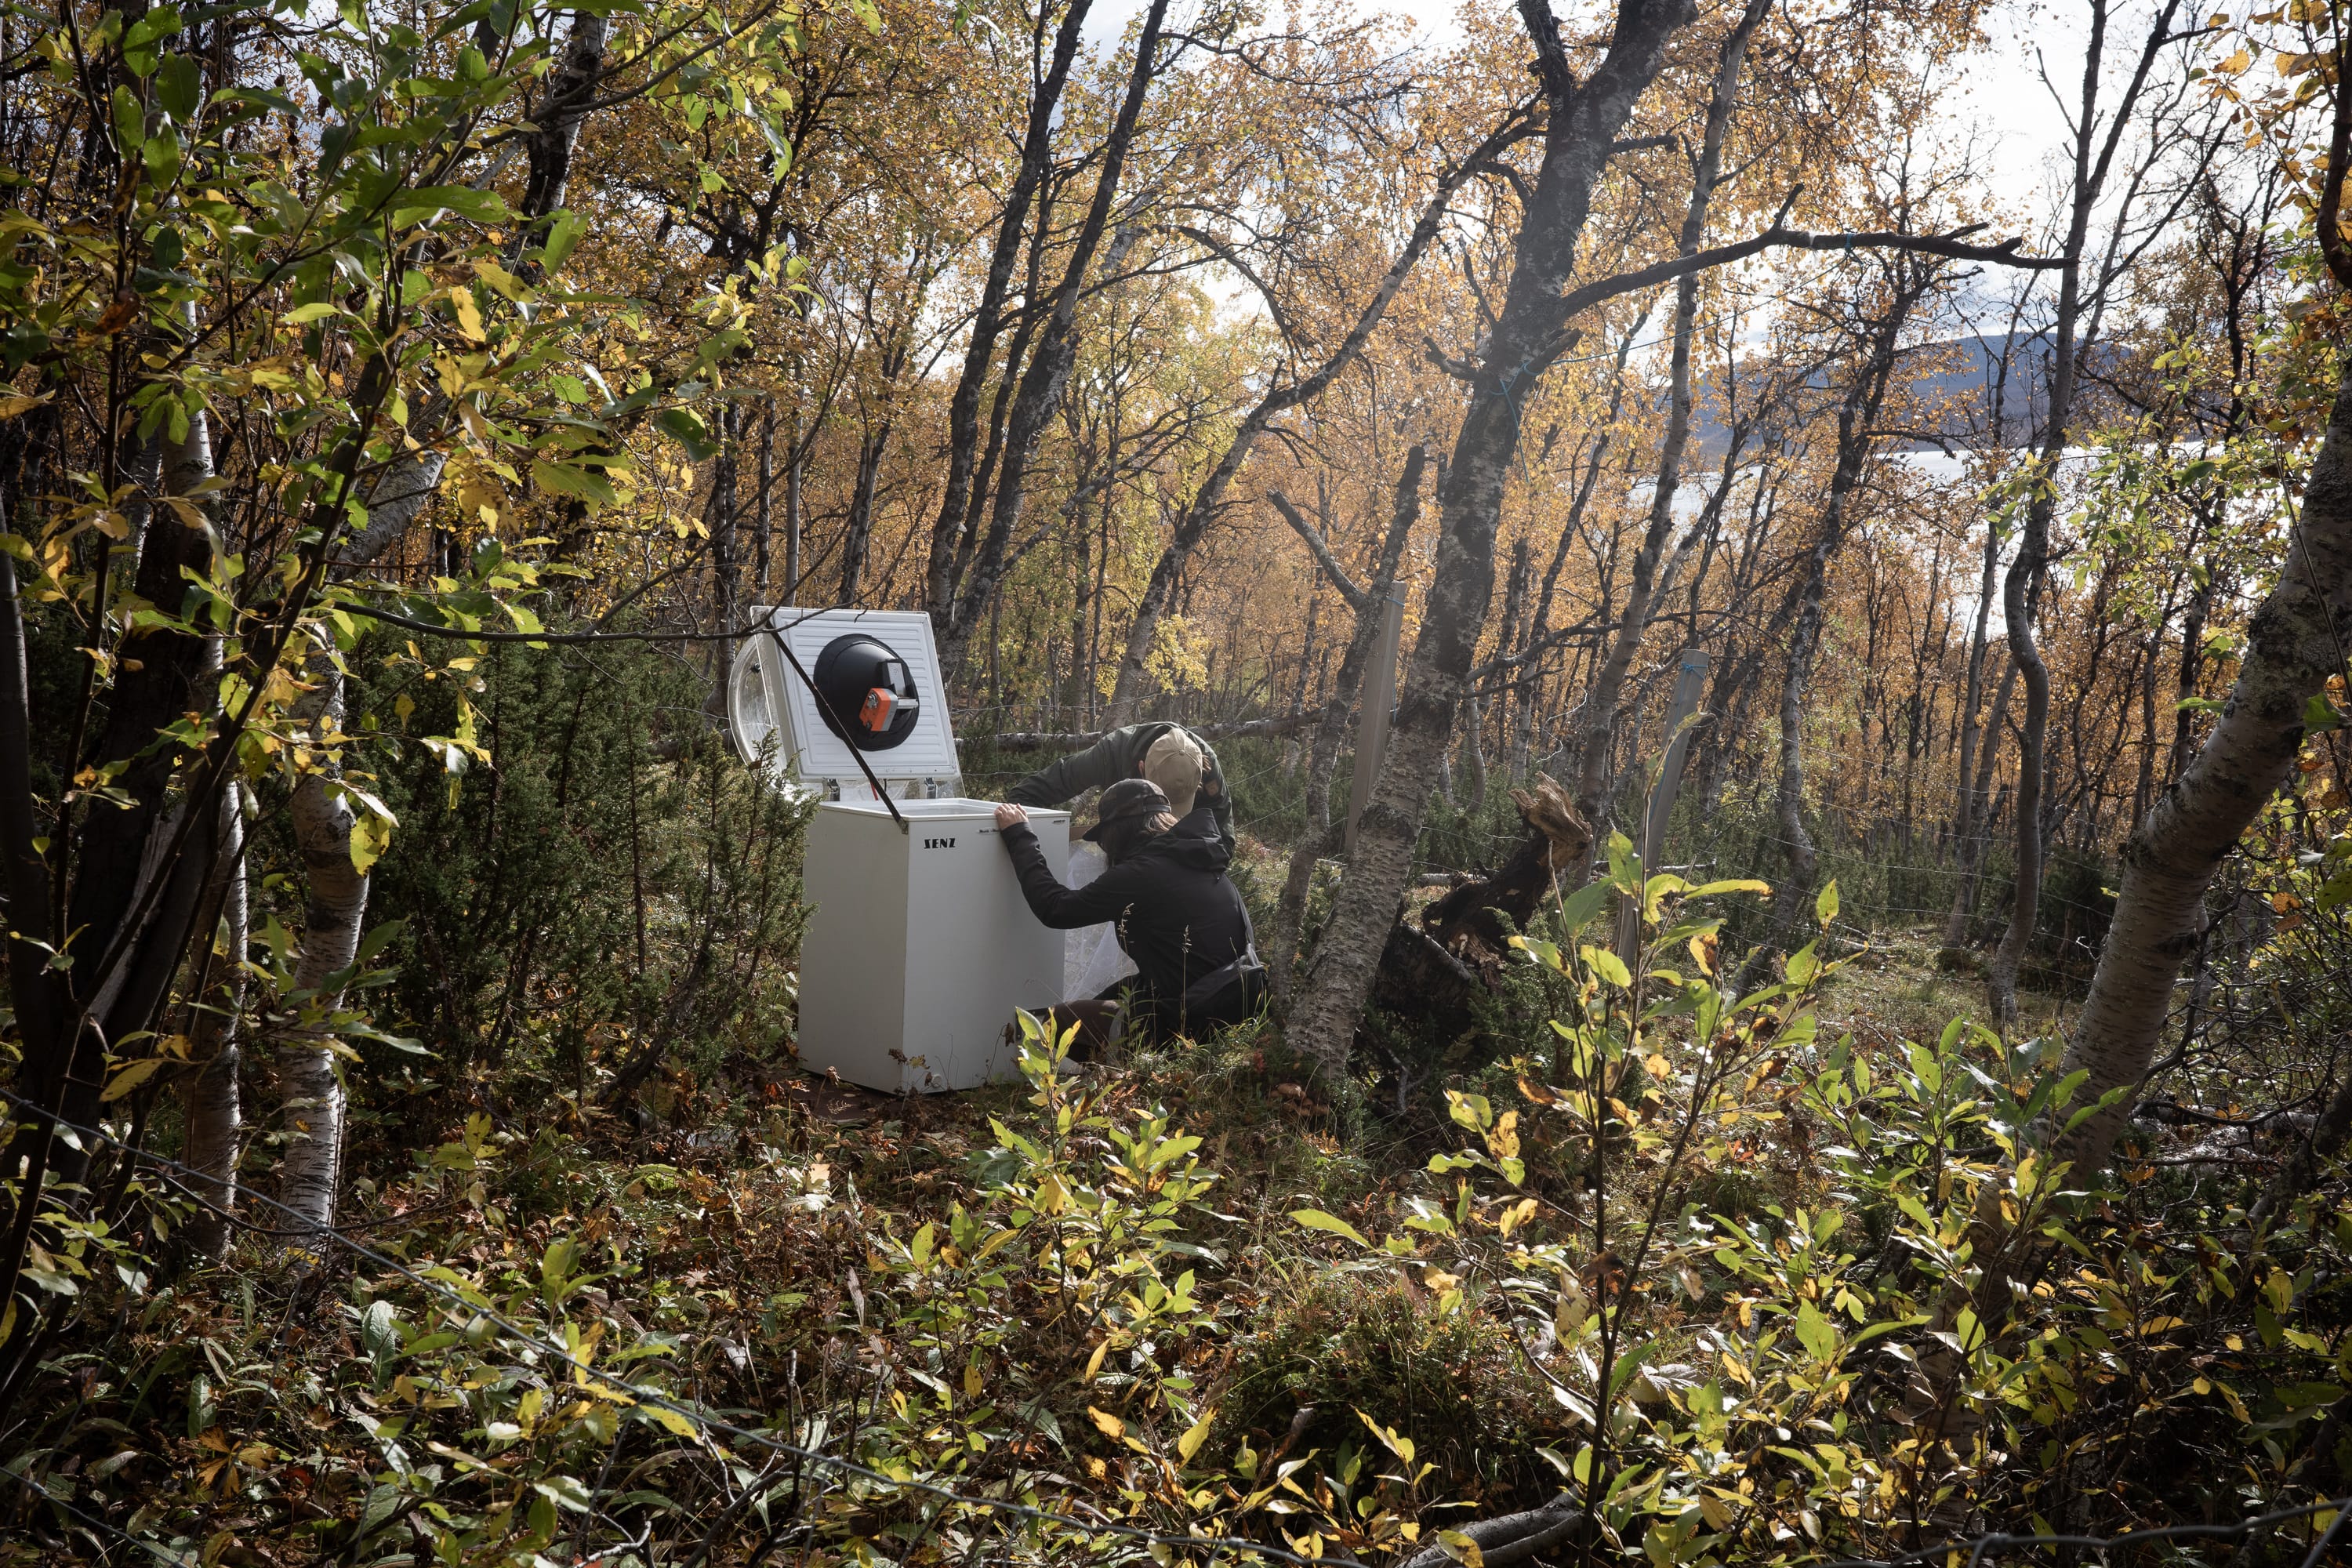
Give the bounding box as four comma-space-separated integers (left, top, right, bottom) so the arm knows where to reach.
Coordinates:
1365, 773, 1592, 1035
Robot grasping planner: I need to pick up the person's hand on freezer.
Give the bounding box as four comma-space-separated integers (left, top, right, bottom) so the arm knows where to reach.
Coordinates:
993, 803, 1028, 831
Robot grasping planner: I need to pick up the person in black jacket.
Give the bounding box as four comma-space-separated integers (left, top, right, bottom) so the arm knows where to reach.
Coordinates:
1005, 722, 1235, 856
994, 779, 1250, 1049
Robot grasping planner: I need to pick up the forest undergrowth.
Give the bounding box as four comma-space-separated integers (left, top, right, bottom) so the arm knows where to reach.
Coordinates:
18, 0, 2352, 1556
9, 724, 2352, 1568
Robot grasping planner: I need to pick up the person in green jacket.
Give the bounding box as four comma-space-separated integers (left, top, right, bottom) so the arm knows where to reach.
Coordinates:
1005, 722, 1234, 855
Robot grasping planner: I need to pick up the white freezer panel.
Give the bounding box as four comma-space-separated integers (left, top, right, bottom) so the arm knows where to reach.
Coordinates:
728, 608, 963, 798
795, 807, 910, 1090
902, 807, 1067, 1091
773, 609, 961, 783
794, 800, 1068, 1094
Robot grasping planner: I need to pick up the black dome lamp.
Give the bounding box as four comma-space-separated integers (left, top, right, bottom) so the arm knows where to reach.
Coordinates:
809, 633, 922, 752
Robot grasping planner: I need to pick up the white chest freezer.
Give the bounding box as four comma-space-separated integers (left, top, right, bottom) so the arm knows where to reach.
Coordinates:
796, 798, 1071, 1094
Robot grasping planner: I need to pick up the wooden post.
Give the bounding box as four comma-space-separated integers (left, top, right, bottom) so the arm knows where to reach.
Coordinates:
1617, 646, 1711, 961
1344, 589, 1406, 855
783, 412, 802, 604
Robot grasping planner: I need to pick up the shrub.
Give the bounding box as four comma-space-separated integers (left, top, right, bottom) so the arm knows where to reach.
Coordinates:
1219, 1272, 1552, 1490
343, 633, 806, 1113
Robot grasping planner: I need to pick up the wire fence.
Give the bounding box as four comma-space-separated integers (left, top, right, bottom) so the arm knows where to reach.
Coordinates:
3, 1090, 2347, 1566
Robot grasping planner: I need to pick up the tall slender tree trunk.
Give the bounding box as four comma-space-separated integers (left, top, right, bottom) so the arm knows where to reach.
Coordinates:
276, 664, 367, 1241
1987, 0, 2187, 1025
754, 405, 775, 597
924, 0, 1093, 624
1771, 556, 1828, 921
1987, 527, 2056, 1022
1286, 0, 1698, 1079
182, 782, 248, 1259
1463, 691, 1489, 814
1269, 448, 1426, 1000
2057, 368, 2352, 1171
28, 345, 221, 1197
1743, 255, 1932, 967
2130, 622, 2163, 831
1570, 0, 1767, 840
1510, 323, 1651, 780
1494, 540, 1531, 774
709, 408, 740, 657
785, 413, 804, 601
1944, 518, 2005, 946
942, 0, 1171, 676
2168, 562, 2216, 782
1948, 658, 2016, 946
839, 421, 889, 606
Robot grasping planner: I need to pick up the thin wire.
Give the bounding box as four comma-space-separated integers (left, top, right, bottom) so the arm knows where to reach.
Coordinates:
339, 597, 854, 647
2300, 1498, 2352, 1568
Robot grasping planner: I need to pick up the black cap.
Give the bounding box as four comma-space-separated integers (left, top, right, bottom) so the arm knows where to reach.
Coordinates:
1081, 778, 1171, 843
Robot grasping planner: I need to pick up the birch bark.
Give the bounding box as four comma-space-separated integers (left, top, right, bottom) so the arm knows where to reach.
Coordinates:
275, 661, 366, 1240
2058, 368, 2352, 1172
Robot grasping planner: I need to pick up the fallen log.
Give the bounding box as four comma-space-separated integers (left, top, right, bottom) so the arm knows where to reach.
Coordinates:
1396, 1491, 1595, 1568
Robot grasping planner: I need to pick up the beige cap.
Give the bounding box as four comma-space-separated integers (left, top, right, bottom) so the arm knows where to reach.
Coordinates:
1141, 728, 1203, 818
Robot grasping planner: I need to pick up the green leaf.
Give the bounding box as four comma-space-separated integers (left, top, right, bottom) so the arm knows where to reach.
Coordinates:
1606, 1340, 1657, 1398
282, 302, 342, 325
390, 185, 513, 230
532, 1475, 594, 1513
112, 85, 145, 158
355, 918, 405, 968
1555, 874, 1613, 934
156, 53, 202, 123
1686, 877, 1770, 899
100, 1055, 167, 1102
1288, 1208, 1373, 1250
532, 459, 617, 508
2302, 692, 2343, 734
539, 208, 583, 272
1816, 879, 1839, 924
361, 1299, 398, 1358
122, 5, 183, 75
1604, 829, 1641, 890
1581, 944, 1632, 989
1795, 1300, 1838, 1363
655, 405, 719, 461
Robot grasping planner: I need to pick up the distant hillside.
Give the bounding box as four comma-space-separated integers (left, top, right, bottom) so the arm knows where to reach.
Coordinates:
1686, 332, 2153, 459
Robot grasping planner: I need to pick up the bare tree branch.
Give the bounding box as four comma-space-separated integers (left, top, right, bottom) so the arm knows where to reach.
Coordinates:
1266, 491, 1369, 608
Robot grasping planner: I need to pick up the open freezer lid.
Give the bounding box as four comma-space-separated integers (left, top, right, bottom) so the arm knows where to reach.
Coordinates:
728, 608, 963, 799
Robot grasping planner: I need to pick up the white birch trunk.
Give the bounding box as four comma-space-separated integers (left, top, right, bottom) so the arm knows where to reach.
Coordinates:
2056, 367, 2352, 1173
275, 660, 367, 1240
182, 782, 248, 1259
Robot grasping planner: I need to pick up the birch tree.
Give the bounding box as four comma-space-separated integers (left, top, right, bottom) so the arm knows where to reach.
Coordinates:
2056, 19, 2352, 1173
